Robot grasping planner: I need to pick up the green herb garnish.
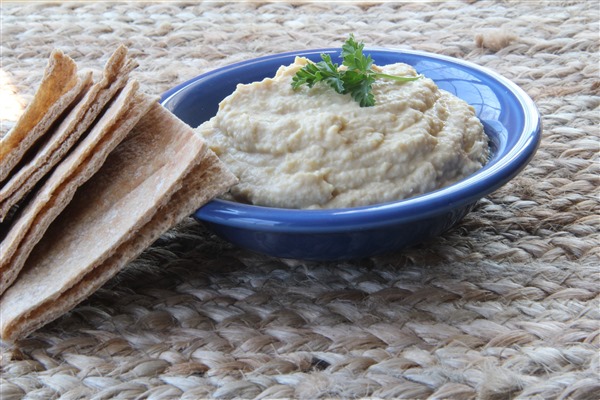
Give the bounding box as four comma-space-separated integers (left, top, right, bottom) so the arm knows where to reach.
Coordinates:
292, 35, 422, 107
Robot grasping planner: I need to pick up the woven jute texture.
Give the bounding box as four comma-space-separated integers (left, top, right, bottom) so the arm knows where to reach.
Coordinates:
1, 1, 599, 399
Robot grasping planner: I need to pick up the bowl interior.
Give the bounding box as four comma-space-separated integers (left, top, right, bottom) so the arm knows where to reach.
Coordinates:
161, 49, 541, 232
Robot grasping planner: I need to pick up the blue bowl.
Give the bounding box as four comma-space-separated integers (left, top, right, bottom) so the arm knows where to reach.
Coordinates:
161, 48, 541, 260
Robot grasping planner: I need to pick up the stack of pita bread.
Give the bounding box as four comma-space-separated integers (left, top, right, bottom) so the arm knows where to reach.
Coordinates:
0, 46, 237, 342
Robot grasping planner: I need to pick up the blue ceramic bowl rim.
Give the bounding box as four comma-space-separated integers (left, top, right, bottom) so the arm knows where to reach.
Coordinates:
162, 48, 541, 234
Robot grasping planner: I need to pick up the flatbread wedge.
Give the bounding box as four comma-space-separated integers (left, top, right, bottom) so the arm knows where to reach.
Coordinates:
0, 102, 237, 341
0, 50, 84, 182
0, 45, 138, 222
0, 80, 153, 295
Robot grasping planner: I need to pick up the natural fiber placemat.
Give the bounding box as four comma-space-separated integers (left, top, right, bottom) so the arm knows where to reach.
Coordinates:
1, 1, 598, 399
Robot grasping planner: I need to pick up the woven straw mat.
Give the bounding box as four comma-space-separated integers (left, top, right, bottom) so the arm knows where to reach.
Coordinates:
1, 1, 599, 399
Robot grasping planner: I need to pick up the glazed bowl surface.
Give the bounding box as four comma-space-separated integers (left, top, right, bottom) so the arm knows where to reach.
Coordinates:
161, 48, 541, 260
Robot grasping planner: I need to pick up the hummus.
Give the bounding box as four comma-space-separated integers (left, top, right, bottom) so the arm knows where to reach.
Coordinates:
195, 57, 489, 209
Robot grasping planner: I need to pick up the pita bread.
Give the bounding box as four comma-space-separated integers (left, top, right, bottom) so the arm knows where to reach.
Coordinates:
0, 50, 83, 182
0, 46, 138, 222
0, 80, 154, 295
0, 102, 237, 341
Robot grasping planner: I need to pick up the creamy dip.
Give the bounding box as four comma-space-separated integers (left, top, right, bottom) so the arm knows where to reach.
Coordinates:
195, 57, 489, 209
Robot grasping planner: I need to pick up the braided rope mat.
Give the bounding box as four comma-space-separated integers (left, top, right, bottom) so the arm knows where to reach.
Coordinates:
1, 1, 599, 399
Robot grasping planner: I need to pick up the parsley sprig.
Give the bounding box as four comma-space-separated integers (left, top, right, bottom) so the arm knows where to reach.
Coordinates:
292, 35, 422, 107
